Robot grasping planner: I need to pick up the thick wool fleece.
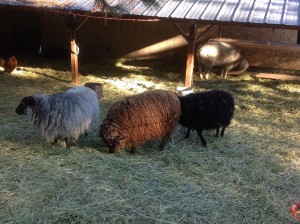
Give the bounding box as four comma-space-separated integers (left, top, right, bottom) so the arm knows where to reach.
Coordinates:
100, 89, 181, 153
179, 90, 234, 146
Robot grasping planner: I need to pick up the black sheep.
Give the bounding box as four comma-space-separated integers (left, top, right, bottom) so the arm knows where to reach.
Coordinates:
178, 90, 234, 146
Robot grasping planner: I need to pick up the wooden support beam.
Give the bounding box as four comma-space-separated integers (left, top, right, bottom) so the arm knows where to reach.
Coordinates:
250, 72, 300, 81
71, 39, 79, 84
172, 22, 189, 42
185, 23, 196, 87
75, 17, 89, 32
195, 24, 214, 45
68, 15, 89, 84
218, 25, 223, 38
214, 38, 300, 52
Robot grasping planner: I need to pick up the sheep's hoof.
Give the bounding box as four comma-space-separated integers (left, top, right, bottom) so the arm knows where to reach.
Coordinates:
130, 147, 136, 154
109, 150, 115, 154
52, 138, 58, 146
64, 137, 71, 148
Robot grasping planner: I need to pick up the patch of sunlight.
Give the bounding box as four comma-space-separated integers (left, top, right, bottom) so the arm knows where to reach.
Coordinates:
200, 45, 219, 57
277, 84, 300, 93
11, 68, 40, 79
103, 77, 162, 93
115, 59, 149, 71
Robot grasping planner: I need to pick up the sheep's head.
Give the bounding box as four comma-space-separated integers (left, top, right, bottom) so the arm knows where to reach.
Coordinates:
99, 119, 125, 154
232, 56, 249, 72
15, 96, 36, 115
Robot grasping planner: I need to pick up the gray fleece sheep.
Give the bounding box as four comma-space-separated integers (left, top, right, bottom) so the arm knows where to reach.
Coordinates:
15, 86, 100, 148
196, 40, 249, 79
100, 89, 181, 154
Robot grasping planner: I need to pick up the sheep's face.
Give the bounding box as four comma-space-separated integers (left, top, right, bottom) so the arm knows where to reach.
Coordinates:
15, 96, 36, 115
232, 57, 249, 72
100, 120, 125, 154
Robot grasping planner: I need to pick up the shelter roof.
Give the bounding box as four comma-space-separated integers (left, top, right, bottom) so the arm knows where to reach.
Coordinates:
1, 0, 300, 28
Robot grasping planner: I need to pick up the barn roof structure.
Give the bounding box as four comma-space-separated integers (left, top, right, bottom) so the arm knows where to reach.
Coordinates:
1, 0, 300, 28
1, 0, 300, 85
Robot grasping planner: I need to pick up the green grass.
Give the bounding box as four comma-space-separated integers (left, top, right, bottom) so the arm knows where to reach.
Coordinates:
0, 56, 300, 223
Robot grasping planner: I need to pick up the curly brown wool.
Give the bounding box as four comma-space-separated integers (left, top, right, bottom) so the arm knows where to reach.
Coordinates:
100, 89, 181, 154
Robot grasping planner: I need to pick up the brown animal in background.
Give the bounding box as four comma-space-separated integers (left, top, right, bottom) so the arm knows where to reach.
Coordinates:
196, 40, 249, 79
0, 58, 5, 67
100, 89, 181, 154
3, 56, 18, 73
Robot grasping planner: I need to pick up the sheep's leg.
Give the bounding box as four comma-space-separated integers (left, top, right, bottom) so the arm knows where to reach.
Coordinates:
221, 67, 231, 79
223, 69, 229, 79
220, 127, 226, 137
203, 66, 211, 80
53, 137, 58, 146
184, 128, 191, 139
198, 65, 204, 79
64, 138, 71, 149
130, 146, 136, 154
159, 135, 169, 151
204, 73, 209, 80
109, 146, 116, 154
196, 129, 207, 147
215, 126, 220, 137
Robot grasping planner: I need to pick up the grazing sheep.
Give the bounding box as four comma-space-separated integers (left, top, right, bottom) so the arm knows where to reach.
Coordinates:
15, 86, 100, 148
100, 89, 181, 154
196, 40, 249, 79
178, 90, 234, 147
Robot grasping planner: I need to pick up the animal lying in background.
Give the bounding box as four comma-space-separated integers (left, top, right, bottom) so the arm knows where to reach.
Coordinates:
15, 86, 100, 148
0, 56, 18, 73
178, 90, 234, 147
196, 40, 249, 79
100, 89, 181, 154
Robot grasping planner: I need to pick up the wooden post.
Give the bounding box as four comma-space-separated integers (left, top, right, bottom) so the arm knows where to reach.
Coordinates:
68, 16, 89, 84
71, 39, 79, 84
185, 23, 196, 87
218, 25, 223, 38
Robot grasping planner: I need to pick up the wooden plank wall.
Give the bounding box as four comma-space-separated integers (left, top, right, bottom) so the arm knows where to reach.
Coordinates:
78, 18, 189, 63
38, 12, 300, 70
0, 8, 41, 57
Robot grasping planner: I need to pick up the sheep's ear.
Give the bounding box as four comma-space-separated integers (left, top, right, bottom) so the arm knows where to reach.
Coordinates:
23, 96, 36, 107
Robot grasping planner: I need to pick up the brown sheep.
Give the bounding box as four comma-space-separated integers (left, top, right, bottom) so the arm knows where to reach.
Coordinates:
100, 89, 181, 154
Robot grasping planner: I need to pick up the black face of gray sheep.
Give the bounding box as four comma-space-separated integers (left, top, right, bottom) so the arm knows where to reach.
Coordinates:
196, 40, 249, 79
15, 96, 36, 115
179, 90, 234, 147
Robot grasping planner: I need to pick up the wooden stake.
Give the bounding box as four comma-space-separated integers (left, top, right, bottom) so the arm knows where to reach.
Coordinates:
185, 23, 196, 87
71, 39, 79, 84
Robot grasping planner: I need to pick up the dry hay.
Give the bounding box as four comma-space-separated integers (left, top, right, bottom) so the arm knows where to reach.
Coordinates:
0, 57, 300, 223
